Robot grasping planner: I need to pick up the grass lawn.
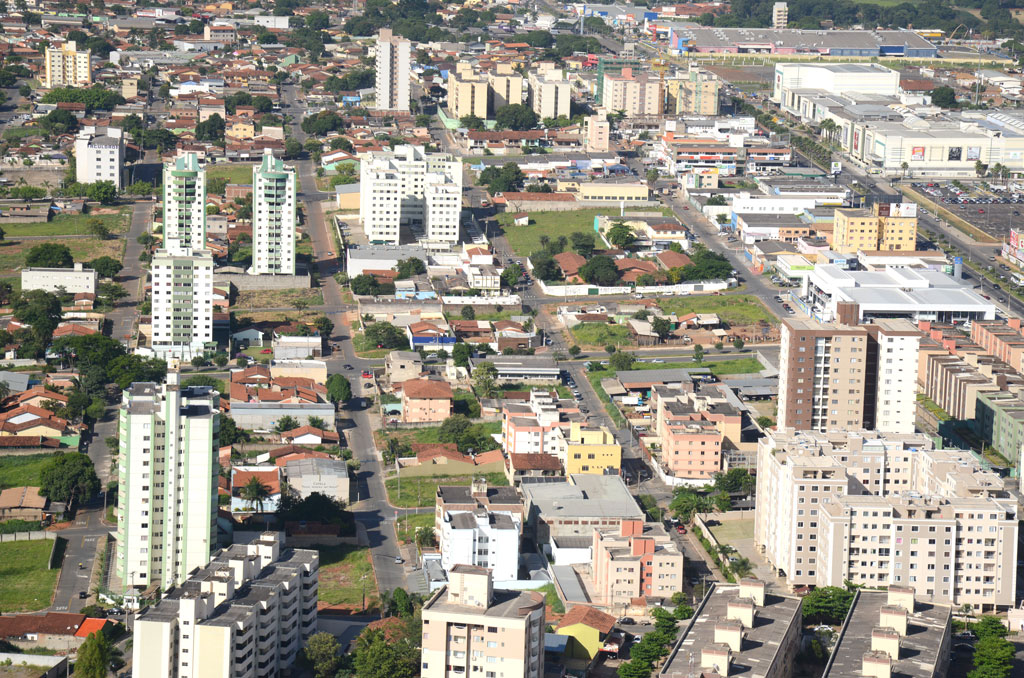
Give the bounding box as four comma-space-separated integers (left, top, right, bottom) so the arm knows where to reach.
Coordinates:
0, 238, 123, 276
536, 583, 565, 615
2, 126, 38, 142
707, 356, 763, 376
205, 163, 256, 186
657, 295, 777, 327
385, 472, 509, 508
0, 540, 59, 612
0, 454, 55, 490
571, 323, 633, 348
412, 421, 501, 445
396, 512, 435, 543
499, 209, 607, 257
232, 287, 323, 310
2, 209, 131, 237
352, 332, 397, 358
707, 519, 755, 543
317, 545, 378, 611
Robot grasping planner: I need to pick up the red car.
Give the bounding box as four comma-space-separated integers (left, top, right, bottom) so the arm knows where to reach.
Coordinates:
676, 525, 687, 534
261, 348, 272, 354
361, 371, 372, 378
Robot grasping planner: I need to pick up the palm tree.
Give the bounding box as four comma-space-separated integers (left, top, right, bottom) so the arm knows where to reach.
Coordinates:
717, 544, 736, 560
0, 380, 12, 403
240, 476, 271, 513
900, 161, 909, 180
730, 557, 754, 579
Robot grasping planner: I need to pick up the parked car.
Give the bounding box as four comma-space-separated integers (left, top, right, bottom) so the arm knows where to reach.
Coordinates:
361, 371, 372, 378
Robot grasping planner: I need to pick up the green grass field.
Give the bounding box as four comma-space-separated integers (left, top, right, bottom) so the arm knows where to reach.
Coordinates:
571, 323, 633, 348
536, 583, 565, 614
708, 357, 763, 376
1, 209, 129, 237
707, 519, 755, 543
396, 512, 434, 543
205, 163, 256, 186
453, 389, 481, 418
352, 332, 397, 358
385, 472, 508, 508
0, 540, 58, 612
411, 421, 501, 445
0, 454, 55, 490
499, 209, 606, 257
317, 545, 378, 610
657, 295, 777, 326
0, 238, 124, 276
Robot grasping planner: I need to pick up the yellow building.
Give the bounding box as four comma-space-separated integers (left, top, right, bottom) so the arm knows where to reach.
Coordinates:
488, 64, 524, 112
44, 41, 92, 89
832, 203, 918, 254
556, 606, 618, 660
448, 65, 489, 120
665, 67, 721, 115
226, 121, 255, 141
563, 422, 621, 475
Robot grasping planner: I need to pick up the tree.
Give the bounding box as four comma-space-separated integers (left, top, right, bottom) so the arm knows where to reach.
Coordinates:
646, 168, 660, 185
452, 342, 472, 367
714, 469, 755, 496
25, 243, 73, 268
802, 586, 855, 624
352, 627, 419, 678
494, 103, 538, 131
973, 616, 1008, 640
13, 290, 63, 343
395, 257, 425, 279
529, 251, 560, 281
284, 138, 303, 159
240, 475, 271, 512
74, 631, 113, 678
609, 351, 635, 371
107, 354, 167, 389
478, 163, 524, 194
85, 181, 117, 205
692, 344, 704, 365
730, 556, 753, 578
568, 345, 581, 357
364, 322, 409, 350
976, 160, 988, 178
755, 415, 774, 429
301, 632, 342, 678
460, 114, 485, 130
733, 337, 745, 351
651, 317, 672, 343
351, 273, 382, 296
390, 587, 414, 618
606, 222, 636, 249
472, 361, 499, 398
305, 9, 330, 29
570, 231, 596, 258
326, 373, 352, 403
40, 452, 100, 504
308, 416, 327, 430
713, 491, 732, 512
90, 256, 122, 278
579, 255, 619, 286
213, 354, 229, 368
195, 113, 225, 142
219, 415, 248, 446
501, 263, 522, 289
275, 415, 299, 433
931, 85, 958, 108
461, 305, 476, 320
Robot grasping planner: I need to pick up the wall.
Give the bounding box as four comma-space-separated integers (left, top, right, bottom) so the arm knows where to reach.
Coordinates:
215, 273, 311, 291
0, 530, 57, 542
395, 460, 505, 477
0, 653, 67, 677
536, 278, 733, 298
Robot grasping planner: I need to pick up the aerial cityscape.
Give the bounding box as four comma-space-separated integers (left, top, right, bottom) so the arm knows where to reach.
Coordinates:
2, 1, 1024, 678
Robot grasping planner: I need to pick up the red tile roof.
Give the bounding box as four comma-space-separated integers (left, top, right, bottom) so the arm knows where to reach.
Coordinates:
0, 613, 85, 638
232, 468, 281, 495
657, 250, 693, 269
74, 618, 111, 638
401, 378, 453, 400
509, 453, 562, 472
557, 605, 616, 634
280, 426, 340, 443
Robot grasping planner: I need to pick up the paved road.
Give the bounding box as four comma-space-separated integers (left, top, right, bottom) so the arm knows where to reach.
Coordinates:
50, 502, 110, 612
108, 199, 153, 345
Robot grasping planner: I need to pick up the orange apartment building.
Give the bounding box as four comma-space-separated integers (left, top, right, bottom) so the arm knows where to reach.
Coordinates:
421, 566, 545, 678
971, 318, 1024, 372
651, 387, 741, 480
502, 390, 565, 457
400, 378, 453, 423
591, 519, 686, 606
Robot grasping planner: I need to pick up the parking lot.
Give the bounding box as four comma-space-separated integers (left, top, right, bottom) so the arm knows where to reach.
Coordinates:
910, 180, 1024, 240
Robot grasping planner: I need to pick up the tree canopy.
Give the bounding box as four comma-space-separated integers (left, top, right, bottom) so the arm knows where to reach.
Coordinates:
40, 453, 100, 504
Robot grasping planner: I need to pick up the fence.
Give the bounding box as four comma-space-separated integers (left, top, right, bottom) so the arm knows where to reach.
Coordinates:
0, 530, 57, 543
535, 277, 733, 298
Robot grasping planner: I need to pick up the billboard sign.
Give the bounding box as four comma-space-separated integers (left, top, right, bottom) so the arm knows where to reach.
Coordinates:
911, 146, 925, 161
830, 161, 842, 175
877, 202, 918, 218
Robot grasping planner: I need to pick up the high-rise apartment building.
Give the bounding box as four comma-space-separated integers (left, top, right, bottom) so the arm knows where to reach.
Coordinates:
44, 40, 91, 88
665, 67, 721, 115
602, 68, 663, 117
591, 520, 685, 605
150, 250, 214, 359
488, 64, 524, 112
375, 28, 411, 111
251, 149, 297, 275
162, 153, 207, 254
528, 69, 572, 120
74, 126, 125, 189
359, 145, 463, 247
777, 317, 919, 433
132, 533, 318, 678
421, 566, 545, 678
832, 203, 918, 254
754, 429, 1018, 611
439, 509, 521, 581
448, 65, 489, 120
585, 115, 611, 152
772, 1, 789, 28
116, 374, 219, 592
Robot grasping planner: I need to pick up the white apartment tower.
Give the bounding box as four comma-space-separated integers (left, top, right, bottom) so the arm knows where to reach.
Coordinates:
528, 69, 572, 120
74, 126, 125, 190
132, 533, 318, 678
872, 319, 921, 434
251, 149, 297, 275
359, 145, 463, 247
772, 2, 789, 29
44, 40, 91, 88
439, 509, 521, 581
152, 153, 215, 359
116, 375, 220, 592
375, 28, 411, 112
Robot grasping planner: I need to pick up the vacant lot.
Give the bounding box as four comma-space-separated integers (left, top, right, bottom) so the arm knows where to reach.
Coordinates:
657, 295, 777, 326
707, 518, 755, 543
376, 421, 503, 450
0, 238, 124, 276
571, 322, 632, 348
0, 540, 58, 612
0, 454, 55, 490
499, 209, 607, 257
396, 512, 435, 543
206, 163, 256, 186
352, 332, 399, 358
318, 545, 378, 611
3, 208, 131, 237
233, 288, 323, 310
385, 472, 508, 508
708, 357, 763, 376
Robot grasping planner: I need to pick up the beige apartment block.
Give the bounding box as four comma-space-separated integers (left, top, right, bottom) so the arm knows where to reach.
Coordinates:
449, 65, 489, 120
489, 64, 525, 112
375, 28, 411, 111
664, 67, 721, 115
591, 519, 685, 606
421, 566, 545, 678
754, 429, 1018, 611
528, 69, 572, 120
833, 203, 918, 254
585, 115, 610, 152
601, 68, 662, 117
44, 40, 91, 88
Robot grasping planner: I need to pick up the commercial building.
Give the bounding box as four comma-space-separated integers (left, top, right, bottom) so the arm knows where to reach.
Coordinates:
823, 588, 951, 678
132, 533, 318, 678
528, 69, 572, 120
591, 519, 685, 606
664, 27, 937, 58
448, 65, 489, 120
777, 317, 919, 433
439, 509, 521, 582
375, 28, 411, 112
772, 63, 901, 114
832, 203, 918, 254
660, 579, 802, 678
754, 429, 1018, 610
562, 422, 621, 475
522, 474, 644, 545
116, 375, 220, 592
21, 262, 96, 295
162, 152, 208, 254
251, 149, 296, 275
359, 145, 463, 247
44, 40, 92, 88
150, 250, 215, 360
74, 126, 125, 189
421, 566, 545, 678
602, 68, 662, 117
